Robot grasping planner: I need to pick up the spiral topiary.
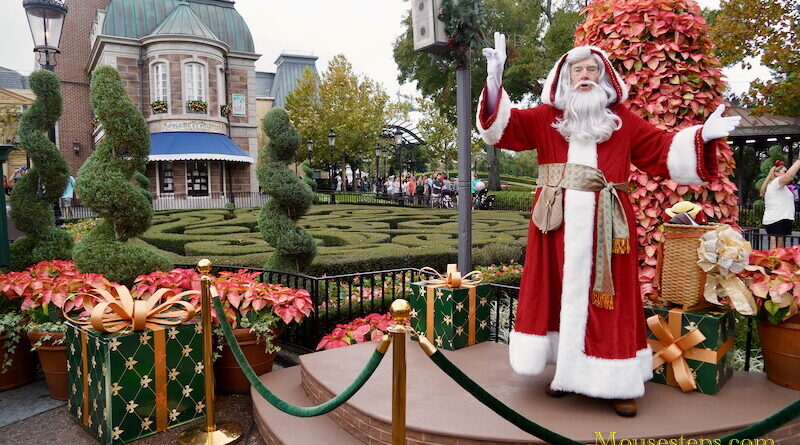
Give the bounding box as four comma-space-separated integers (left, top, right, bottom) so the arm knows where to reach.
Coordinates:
301, 160, 317, 192
134, 170, 154, 204
9, 70, 73, 270
73, 66, 171, 285
257, 108, 316, 272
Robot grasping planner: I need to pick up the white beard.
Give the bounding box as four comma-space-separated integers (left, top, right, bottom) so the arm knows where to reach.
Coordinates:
552, 82, 621, 144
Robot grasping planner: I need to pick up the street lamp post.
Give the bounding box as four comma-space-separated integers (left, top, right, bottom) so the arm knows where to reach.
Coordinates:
394, 129, 403, 206
306, 139, 313, 163
23, 0, 68, 229
328, 129, 336, 203
374, 144, 381, 193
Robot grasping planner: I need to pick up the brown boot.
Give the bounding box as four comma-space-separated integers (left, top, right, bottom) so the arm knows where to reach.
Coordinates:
612, 399, 637, 417
544, 385, 569, 398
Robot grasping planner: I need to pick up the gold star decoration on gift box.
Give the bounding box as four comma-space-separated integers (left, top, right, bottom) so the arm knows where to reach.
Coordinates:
103, 408, 108, 420
479, 297, 488, 306
96, 381, 102, 393
169, 409, 180, 422
141, 417, 153, 431
169, 368, 180, 381
91, 356, 96, 368
125, 401, 139, 414
124, 357, 138, 370
684, 321, 698, 332
455, 302, 464, 312
112, 426, 124, 440
108, 338, 121, 351
181, 345, 193, 357
435, 288, 444, 299
195, 324, 202, 334
479, 320, 487, 330
66, 361, 71, 372
435, 336, 443, 347
455, 326, 464, 336
140, 375, 153, 388
110, 382, 123, 396
87, 373, 92, 387
168, 327, 179, 340
70, 344, 76, 355
182, 385, 194, 397
195, 401, 205, 413
102, 363, 108, 375
92, 399, 98, 411
139, 331, 152, 345
443, 315, 453, 326
195, 362, 204, 374
86, 414, 92, 428
410, 309, 418, 319
97, 424, 102, 438
72, 383, 77, 394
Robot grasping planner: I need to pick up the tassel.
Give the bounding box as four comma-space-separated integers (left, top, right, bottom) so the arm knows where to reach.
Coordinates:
612, 238, 630, 255
591, 291, 614, 310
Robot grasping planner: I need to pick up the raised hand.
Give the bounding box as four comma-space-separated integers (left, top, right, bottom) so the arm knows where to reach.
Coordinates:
483, 32, 507, 82
701, 105, 741, 142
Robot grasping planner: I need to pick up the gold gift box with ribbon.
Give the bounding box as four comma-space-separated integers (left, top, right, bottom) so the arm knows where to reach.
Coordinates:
65, 286, 204, 445
644, 303, 735, 395
410, 264, 492, 350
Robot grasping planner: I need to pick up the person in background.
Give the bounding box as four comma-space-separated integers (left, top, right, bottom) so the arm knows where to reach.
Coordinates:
3, 175, 10, 196
761, 159, 800, 249
406, 175, 417, 204
471, 173, 481, 194
60, 175, 76, 219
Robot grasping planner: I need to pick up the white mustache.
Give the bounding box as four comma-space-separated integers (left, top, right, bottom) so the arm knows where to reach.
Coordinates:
572, 81, 598, 90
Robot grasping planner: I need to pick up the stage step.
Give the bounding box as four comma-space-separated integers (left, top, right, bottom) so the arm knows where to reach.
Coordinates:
251, 366, 363, 445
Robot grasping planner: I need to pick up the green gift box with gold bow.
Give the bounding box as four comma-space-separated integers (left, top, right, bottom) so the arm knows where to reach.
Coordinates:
644, 303, 735, 395
64, 285, 204, 445
410, 265, 492, 350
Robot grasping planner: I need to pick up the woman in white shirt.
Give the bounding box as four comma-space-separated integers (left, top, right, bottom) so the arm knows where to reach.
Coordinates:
760, 159, 800, 248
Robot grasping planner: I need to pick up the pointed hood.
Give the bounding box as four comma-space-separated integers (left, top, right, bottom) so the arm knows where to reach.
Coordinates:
541, 46, 629, 109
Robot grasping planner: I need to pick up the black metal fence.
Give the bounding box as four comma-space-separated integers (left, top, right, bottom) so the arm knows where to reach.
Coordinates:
742, 228, 800, 249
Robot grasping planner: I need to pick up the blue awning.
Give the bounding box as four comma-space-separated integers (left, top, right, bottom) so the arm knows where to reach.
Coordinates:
149, 132, 254, 163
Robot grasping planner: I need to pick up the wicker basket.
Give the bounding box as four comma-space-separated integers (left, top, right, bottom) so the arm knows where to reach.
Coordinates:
655, 223, 719, 307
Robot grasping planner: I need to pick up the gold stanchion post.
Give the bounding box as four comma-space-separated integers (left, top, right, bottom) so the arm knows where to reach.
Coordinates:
389, 299, 410, 445
177, 259, 243, 445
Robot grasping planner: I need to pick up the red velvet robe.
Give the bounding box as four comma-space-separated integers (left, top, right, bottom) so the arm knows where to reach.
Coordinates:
477, 86, 718, 399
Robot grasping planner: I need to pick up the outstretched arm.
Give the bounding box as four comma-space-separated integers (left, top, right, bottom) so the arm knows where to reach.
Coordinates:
483, 32, 506, 114
779, 160, 800, 186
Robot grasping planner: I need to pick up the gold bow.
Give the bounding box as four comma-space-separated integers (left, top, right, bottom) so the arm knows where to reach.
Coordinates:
66, 285, 198, 332
697, 225, 758, 316
419, 264, 482, 288
647, 313, 707, 392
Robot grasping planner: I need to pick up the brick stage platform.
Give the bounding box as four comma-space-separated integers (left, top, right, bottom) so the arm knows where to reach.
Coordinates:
252, 338, 800, 444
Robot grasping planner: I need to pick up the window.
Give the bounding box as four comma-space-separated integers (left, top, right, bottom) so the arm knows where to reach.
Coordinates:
185, 63, 205, 101
159, 162, 174, 194
152, 63, 168, 102
186, 161, 209, 197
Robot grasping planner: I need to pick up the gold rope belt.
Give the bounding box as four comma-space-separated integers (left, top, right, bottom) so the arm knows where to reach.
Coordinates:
535, 163, 630, 309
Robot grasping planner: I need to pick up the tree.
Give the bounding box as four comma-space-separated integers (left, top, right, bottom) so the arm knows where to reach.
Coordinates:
576, 0, 739, 299
0, 106, 21, 144
416, 97, 457, 174
285, 56, 388, 185
709, 0, 799, 117
74, 66, 171, 284
257, 108, 316, 273
8, 70, 73, 270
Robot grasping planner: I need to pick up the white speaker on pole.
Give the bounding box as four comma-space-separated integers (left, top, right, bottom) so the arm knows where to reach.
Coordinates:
411, 0, 450, 54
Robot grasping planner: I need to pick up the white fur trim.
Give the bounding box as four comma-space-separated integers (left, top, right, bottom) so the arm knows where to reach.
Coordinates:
509, 331, 559, 375
476, 88, 512, 146
666, 125, 705, 185
542, 46, 629, 109
542, 138, 650, 400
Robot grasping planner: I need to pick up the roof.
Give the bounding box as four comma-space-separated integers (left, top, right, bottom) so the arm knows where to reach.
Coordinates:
0, 88, 35, 106
0, 67, 29, 89
385, 118, 425, 145
147, 1, 218, 41
255, 71, 275, 97
270, 53, 318, 108
103, 0, 254, 53
728, 107, 800, 139
150, 132, 253, 163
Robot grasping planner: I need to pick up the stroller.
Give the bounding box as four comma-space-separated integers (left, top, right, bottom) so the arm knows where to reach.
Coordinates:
474, 188, 495, 210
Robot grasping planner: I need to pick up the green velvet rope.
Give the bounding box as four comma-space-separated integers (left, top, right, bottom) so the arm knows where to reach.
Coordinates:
428, 350, 800, 445
212, 294, 386, 417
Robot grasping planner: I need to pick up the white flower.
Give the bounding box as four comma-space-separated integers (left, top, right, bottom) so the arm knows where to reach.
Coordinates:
125, 400, 139, 414
108, 338, 121, 351
141, 417, 153, 430
111, 426, 124, 440
140, 375, 153, 387
124, 357, 138, 370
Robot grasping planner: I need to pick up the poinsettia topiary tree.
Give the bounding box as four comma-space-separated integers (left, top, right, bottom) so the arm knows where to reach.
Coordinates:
575, 0, 739, 298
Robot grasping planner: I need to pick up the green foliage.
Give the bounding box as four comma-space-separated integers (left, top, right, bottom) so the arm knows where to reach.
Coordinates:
8, 70, 73, 270
473, 243, 524, 267
258, 108, 316, 273
301, 160, 317, 191
134, 170, 153, 203
753, 145, 787, 195
439, 0, 487, 65
74, 66, 171, 284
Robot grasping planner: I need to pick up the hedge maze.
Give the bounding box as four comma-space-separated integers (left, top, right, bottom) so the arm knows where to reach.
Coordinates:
139, 205, 530, 275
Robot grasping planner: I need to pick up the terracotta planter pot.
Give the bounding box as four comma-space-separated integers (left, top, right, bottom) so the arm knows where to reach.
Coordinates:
215, 327, 277, 393
0, 333, 36, 390
758, 315, 800, 390
27, 331, 68, 400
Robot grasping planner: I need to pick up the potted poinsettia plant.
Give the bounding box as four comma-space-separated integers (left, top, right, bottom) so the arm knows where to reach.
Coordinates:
133, 267, 313, 393
736, 246, 800, 389
0, 260, 111, 399
316, 313, 396, 350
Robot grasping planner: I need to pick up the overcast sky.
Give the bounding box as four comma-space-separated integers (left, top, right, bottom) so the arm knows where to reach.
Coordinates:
0, 0, 770, 98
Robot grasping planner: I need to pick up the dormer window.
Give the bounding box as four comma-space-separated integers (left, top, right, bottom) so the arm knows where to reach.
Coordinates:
185, 62, 206, 101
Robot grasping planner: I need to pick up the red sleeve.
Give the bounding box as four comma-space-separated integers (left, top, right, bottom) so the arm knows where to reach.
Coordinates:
476, 85, 544, 152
